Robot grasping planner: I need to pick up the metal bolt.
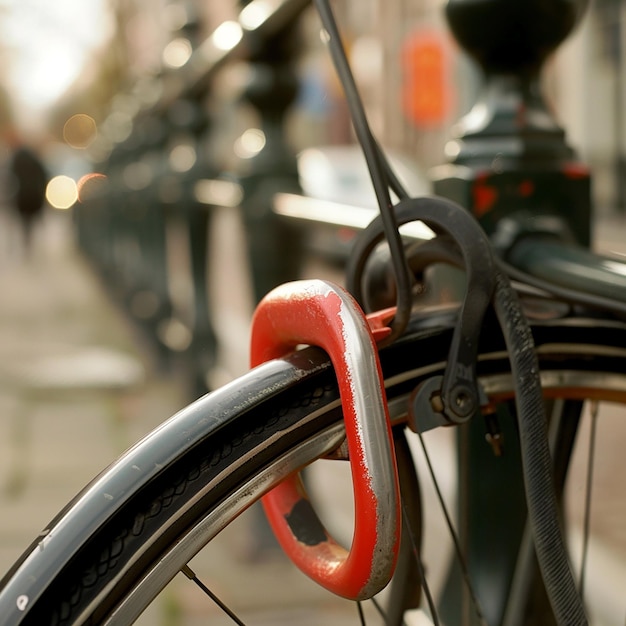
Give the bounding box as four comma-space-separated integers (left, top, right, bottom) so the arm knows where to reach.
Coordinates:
451, 385, 476, 419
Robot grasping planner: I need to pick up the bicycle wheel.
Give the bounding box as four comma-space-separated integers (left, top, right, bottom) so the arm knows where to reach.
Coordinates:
1, 311, 625, 625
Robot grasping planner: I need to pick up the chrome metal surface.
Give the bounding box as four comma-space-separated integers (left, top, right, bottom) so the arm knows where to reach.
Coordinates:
104, 423, 346, 625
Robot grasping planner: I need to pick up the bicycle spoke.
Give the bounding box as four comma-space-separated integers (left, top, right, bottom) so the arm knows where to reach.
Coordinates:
416, 431, 489, 625
579, 401, 599, 598
400, 501, 439, 626
356, 600, 367, 625
181, 565, 246, 626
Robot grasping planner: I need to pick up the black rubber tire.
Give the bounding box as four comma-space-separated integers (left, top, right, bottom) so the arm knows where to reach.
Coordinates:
1, 312, 626, 625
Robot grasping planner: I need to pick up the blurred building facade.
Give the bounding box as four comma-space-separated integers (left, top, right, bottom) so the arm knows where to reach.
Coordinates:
6, 0, 625, 213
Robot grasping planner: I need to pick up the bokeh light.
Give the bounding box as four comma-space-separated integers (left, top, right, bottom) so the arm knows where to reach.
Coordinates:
123, 162, 153, 191
212, 21, 243, 51
240, 1, 273, 30
163, 38, 193, 69
77, 173, 108, 202
169, 144, 196, 172
46, 175, 78, 209
193, 179, 243, 207
234, 128, 266, 159
101, 111, 133, 143
63, 114, 98, 149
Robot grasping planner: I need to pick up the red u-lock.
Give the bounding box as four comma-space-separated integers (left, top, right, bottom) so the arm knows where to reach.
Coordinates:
250, 279, 400, 601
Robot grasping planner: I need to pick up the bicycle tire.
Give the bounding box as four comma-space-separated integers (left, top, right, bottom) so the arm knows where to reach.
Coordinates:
1, 311, 626, 625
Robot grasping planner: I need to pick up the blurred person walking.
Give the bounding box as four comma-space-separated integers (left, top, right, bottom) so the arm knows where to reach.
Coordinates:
7, 141, 49, 255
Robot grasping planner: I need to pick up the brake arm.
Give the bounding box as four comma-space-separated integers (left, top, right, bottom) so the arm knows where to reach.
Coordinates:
385, 197, 496, 429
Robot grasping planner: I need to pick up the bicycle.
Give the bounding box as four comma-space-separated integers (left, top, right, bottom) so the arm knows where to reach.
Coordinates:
1, 0, 625, 624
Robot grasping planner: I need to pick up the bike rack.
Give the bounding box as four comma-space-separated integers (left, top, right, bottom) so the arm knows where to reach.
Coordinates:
75, 0, 310, 398
250, 279, 400, 601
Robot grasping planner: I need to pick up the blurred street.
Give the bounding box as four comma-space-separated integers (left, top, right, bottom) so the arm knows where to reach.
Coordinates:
0, 204, 403, 625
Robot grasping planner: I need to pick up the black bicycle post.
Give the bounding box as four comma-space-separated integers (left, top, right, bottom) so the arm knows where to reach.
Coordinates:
161, 7, 220, 397
235, 0, 307, 305
434, 0, 591, 245
432, 2, 590, 624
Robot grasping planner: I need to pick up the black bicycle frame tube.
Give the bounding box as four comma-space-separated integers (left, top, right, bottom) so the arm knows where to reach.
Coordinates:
507, 238, 626, 304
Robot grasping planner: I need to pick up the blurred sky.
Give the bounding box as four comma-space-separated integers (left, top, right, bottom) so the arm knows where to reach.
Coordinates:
0, 0, 114, 127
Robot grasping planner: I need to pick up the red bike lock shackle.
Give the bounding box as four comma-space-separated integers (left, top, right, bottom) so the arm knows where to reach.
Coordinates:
250, 279, 401, 601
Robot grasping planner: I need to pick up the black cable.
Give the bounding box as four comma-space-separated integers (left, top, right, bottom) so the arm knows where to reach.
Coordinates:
313, 0, 412, 341
493, 271, 588, 625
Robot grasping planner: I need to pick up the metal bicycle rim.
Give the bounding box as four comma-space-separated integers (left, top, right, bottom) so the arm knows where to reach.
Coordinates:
98, 342, 626, 624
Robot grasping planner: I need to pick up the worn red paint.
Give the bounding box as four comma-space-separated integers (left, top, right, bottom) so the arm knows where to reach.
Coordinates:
562, 162, 590, 180
249, 280, 399, 600
518, 179, 534, 197
473, 177, 498, 217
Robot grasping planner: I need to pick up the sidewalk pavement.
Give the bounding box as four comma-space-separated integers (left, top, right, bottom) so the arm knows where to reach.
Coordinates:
0, 209, 369, 625
0, 210, 188, 572
0, 207, 624, 625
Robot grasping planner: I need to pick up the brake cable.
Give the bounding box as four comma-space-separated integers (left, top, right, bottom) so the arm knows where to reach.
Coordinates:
313, 0, 412, 344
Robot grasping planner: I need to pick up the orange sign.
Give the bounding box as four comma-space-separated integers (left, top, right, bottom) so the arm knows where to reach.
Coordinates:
401, 29, 453, 128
